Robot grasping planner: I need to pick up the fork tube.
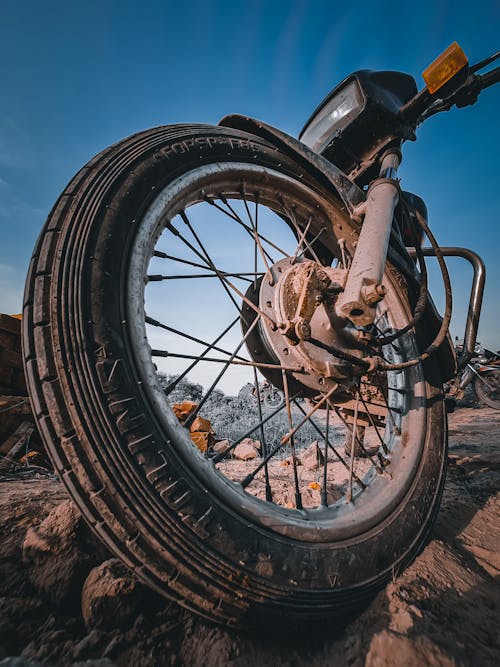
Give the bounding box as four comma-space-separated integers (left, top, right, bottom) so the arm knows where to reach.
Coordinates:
336, 151, 401, 326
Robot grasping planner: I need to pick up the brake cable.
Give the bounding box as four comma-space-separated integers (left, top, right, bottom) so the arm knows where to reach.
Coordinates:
376, 210, 452, 371
294, 211, 450, 373
373, 205, 429, 346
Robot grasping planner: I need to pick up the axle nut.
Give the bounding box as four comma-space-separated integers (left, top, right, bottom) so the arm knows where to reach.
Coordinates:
362, 283, 387, 305
295, 319, 312, 341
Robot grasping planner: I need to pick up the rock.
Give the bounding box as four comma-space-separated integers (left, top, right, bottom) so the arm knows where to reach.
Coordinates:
22, 500, 104, 606
189, 416, 212, 433
189, 430, 213, 453
212, 439, 231, 454
365, 630, 457, 666
171, 402, 197, 423
233, 442, 258, 461
301, 482, 343, 507
300, 442, 325, 470
188, 416, 215, 452
81, 560, 147, 631
281, 456, 301, 467
239, 437, 261, 452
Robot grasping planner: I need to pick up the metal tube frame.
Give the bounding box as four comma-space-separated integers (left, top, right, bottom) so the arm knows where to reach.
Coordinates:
407, 246, 486, 369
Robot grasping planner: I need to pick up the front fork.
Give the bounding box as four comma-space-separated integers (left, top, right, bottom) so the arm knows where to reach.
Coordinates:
336, 150, 401, 326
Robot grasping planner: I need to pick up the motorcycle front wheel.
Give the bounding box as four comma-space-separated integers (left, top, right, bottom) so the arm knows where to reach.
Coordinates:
23, 124, 446, 627
474, 370, 500, 409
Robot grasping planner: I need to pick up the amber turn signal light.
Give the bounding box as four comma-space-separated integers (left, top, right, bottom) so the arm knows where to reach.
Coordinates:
423, 42, 468, 94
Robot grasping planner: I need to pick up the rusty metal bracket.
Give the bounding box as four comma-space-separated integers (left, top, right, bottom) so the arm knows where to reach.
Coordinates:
407, 246, 485, 369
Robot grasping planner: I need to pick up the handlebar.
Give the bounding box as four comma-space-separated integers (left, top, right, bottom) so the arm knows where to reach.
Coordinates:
402, 59, 500, 127
478, 66, 500, 90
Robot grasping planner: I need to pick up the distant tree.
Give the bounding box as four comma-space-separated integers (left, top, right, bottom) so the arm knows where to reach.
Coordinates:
157, 373, 203, 404
204, 388, 227, 407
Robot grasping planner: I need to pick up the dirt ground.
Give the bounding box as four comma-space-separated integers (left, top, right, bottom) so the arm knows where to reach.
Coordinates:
0, 406, 498, 667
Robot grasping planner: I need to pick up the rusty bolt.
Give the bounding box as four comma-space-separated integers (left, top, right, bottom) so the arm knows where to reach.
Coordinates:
362, 283, 387, 305
294, 319, 312, 341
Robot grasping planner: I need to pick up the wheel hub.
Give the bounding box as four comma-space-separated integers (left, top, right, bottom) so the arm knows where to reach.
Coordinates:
254, 258, 367, 394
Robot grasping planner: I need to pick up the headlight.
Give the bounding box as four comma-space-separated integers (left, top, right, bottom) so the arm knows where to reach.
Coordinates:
300, 79, 364, 154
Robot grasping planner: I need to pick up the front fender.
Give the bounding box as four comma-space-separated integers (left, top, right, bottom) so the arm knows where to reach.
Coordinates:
219, 114, 365, 214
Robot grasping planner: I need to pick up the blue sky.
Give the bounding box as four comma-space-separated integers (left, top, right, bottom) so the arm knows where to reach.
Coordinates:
1, 0, 499, 355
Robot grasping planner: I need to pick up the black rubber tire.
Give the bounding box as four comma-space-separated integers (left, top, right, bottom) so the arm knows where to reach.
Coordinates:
22, 124, 447, 628
474, 370, 500, 409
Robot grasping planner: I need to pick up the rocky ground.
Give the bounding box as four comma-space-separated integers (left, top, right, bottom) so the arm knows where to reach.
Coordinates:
0, 406, 498, 667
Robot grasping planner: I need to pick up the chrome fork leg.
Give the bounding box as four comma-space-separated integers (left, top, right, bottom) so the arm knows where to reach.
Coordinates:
336, 151, 401, 327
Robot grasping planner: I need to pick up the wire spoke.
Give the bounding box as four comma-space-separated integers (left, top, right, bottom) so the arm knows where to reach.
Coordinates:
293, 401, 366, 487
241, 188, 274, 285
371, 322, 401, 354
212, 401, 289, 464
253, 367, 273, 501
162, 220, 214, 272
153, 250, 264, 282
332, 402, 385, 470
147, 272, 260, 283
291, 215, 313, 263
357, 391, 389, 455
205, 197, 274, 263
208, 195, 289, 260
280, 385, 339, 449
178, 210, 245, 318
279, 199, 322, 264
179, 209, 276, 329
184, 316, 262, 428
372, 373, 401, 435
153, 250, 219, 272
282, 369, 302, 509
346, 389, 360, 503
321, 400, 329, 506
145, 315, 248, 361
253, 197, 259, 291
151, 349, 303, 373
161, 317, 240, 396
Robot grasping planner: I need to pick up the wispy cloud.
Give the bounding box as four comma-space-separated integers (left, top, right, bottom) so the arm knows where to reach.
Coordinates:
0, 117, 33, 169
0, 195, 45, 221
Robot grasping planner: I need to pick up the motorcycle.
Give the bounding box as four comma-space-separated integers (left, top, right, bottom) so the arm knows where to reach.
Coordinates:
239, 381, 285, 409
23, 43, 499, 627
447, 340, 500, 409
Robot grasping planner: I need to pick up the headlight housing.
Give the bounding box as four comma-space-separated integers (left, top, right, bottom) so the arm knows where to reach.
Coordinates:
298, 70, 418, 182
300, 78, 364, 154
